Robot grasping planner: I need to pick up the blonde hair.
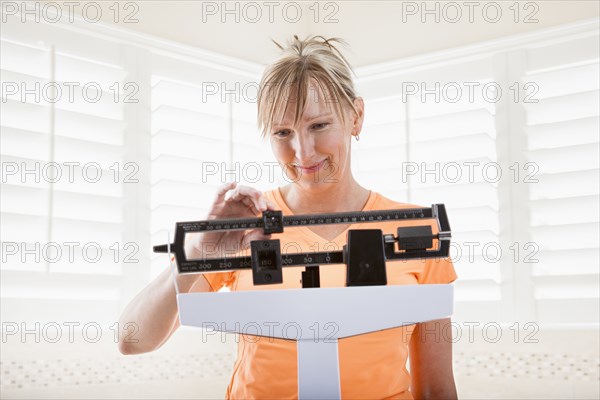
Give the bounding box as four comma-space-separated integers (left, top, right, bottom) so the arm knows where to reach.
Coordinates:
257, 35, 358, 138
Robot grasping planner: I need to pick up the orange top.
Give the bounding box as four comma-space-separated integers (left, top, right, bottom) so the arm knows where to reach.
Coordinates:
202, 189, 457, 399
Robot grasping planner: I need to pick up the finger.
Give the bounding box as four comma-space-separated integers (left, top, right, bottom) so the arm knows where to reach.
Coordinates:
241, 198, 261, 216
230, 195, 260, 217
242, 198, 271, 216
239, 196, 255, 209
265, 199, 278, 211
215, 182, 237, 203
243, 192, 276, 212
230, 185, 261, 202
230, 186, 266, 211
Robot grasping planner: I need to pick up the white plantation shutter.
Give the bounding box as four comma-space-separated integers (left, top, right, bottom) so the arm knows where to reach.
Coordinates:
50, 49, 129, 277
1, 39, 52, 272
352, 96, 408, 201
0, 19, 131, 324
231, 99, 286, 190
523, 35, 600, 324
408, 78, 502, 321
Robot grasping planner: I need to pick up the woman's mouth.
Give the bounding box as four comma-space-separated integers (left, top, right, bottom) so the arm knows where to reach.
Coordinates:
296, 159, 327, 174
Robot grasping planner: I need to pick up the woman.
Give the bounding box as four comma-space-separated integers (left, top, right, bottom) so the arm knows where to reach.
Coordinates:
119, 35, 458, 399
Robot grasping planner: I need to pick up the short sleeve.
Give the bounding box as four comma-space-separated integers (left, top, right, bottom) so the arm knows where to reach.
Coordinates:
203, 271, 238, 292
417, 257, 458, 284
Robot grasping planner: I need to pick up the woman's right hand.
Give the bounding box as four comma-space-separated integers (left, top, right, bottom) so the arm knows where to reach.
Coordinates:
184, 182, 278, 261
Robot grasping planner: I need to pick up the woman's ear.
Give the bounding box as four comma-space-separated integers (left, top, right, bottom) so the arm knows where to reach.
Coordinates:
352, 97, 365, 136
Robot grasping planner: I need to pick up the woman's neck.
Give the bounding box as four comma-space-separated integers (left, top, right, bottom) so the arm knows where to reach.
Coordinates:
279, 176, 371, 214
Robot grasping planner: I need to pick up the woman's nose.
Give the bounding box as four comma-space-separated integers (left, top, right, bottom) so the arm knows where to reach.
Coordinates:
293, 133, 315, 162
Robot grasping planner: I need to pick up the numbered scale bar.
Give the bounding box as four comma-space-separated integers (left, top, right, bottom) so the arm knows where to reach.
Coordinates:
172, 207, 431, 235
175, 251, 345, 274
163, 244, 449, 275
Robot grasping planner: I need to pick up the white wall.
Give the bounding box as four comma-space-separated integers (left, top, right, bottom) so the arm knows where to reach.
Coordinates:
39, 0, 600, 66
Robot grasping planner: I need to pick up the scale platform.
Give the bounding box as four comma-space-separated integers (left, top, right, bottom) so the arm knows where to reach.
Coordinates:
177, 284, 453, 399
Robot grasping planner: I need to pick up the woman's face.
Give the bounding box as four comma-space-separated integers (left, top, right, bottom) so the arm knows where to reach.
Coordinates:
269, 80, 364, 193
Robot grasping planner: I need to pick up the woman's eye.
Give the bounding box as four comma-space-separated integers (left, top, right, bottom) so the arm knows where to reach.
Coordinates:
312, 123, 329, 130
273, 130, 290, 138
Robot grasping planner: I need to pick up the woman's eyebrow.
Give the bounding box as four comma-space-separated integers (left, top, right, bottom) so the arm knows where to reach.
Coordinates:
304, 113, 333, 121
272, 113, 333, 129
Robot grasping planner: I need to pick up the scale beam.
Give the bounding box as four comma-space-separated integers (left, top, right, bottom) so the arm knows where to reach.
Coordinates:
154, 204, 451, 278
